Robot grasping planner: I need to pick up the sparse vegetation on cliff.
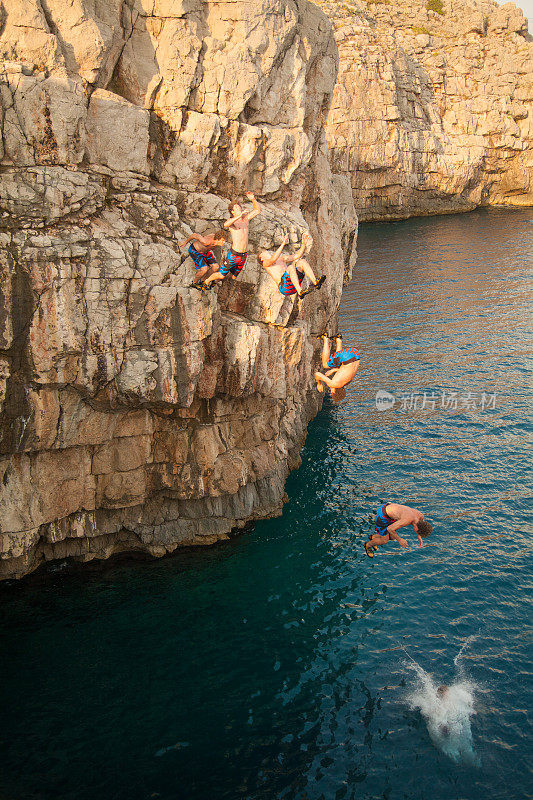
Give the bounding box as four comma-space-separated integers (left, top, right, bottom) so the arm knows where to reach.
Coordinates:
426, 0, 444, 15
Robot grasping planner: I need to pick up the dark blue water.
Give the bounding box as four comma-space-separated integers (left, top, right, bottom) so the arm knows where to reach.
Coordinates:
1, 209, 532, 800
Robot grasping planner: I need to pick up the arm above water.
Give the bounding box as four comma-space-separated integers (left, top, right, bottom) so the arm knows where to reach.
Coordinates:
412, 521, 424, 547
314, 370, 350, 390
387, 527, 409, 548
386, 517, 410, 534
386, 514, 415, 547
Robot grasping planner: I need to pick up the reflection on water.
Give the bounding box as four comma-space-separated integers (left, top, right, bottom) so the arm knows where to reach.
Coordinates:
343, 210, 532, 419
0, 209, 531, 800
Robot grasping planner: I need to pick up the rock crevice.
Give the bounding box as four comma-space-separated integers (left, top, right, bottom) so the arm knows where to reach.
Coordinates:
0, 0, 357, 579
3, 0, 530, 579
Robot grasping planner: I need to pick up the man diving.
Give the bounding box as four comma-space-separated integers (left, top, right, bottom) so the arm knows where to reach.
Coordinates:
314, 334, 361, 403
365, 502, 433, 557
179, 229, 226, 285
200, 192, 261, 289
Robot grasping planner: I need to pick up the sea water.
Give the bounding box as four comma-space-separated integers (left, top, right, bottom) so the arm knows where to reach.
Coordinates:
0, 209, 531, 800
404, 638, 479, 766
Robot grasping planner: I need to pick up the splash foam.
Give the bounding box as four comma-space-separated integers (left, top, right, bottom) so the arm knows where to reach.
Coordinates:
404, 641, 479, 765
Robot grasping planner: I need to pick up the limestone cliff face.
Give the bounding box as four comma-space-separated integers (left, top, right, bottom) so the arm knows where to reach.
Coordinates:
0, 0, 357, 579
317, 0, 533, 220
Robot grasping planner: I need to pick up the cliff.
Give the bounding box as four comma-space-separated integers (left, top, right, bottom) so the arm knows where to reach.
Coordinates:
0, 0, 357, 579
316, 0, 533, 220
2, 0, 530, 580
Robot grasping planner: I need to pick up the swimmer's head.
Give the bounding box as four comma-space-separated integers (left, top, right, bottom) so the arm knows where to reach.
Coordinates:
228, 201, 242, 217
331, 387, 347, 403
437, 685, 449, 698
213, 229, 226, 246
418, 520, 433, 537
256, 251, 268, 268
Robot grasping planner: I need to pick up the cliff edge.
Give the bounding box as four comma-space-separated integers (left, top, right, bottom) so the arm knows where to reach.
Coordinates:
0, 0, 357, 579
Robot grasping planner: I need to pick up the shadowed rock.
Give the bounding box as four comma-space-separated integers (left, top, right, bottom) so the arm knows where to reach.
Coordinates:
0, 0, 357, 579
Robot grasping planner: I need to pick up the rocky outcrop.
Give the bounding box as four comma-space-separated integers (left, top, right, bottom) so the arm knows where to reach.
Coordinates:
0, 0, 357, 579
317, 0, 533, 220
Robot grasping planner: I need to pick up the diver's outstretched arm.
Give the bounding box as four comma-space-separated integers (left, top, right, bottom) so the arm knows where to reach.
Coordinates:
244, 191, 261, 221
315, 371, 340, 389
388, 529, 409, 548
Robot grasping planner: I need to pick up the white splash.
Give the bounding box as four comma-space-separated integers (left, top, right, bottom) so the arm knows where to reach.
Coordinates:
404, 641, 479, 766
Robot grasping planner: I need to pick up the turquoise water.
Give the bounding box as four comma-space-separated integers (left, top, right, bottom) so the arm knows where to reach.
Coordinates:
1, 209, 532, 800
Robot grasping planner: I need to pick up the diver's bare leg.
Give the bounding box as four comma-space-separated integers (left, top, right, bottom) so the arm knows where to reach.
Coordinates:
296, 258, 317, 285
321, 336, 331, 369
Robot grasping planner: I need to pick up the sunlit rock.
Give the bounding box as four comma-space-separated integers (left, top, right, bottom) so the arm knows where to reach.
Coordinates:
0, 0, 357, 579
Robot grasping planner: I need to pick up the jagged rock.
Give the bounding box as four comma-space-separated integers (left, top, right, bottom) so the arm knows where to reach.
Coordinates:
0, 0, 358, 579
317, 0, 533, 220
7, 0, 529, 580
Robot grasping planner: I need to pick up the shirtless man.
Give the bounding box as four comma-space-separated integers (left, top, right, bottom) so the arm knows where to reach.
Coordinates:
314, 334, 360, 403
257, 232, 325, 298
179, 229, 226, 285
365, 502, 433, 557
201, 192, 261, 289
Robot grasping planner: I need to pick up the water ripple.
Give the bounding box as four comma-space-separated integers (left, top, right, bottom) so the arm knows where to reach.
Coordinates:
0, 210, 531, 800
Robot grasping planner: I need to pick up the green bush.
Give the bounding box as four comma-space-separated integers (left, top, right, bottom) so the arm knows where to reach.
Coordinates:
412, 25, 430, 34
426, 0, 444, 14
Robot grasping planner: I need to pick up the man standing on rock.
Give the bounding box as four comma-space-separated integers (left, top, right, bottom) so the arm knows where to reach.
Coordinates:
199, 192, 261, 290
